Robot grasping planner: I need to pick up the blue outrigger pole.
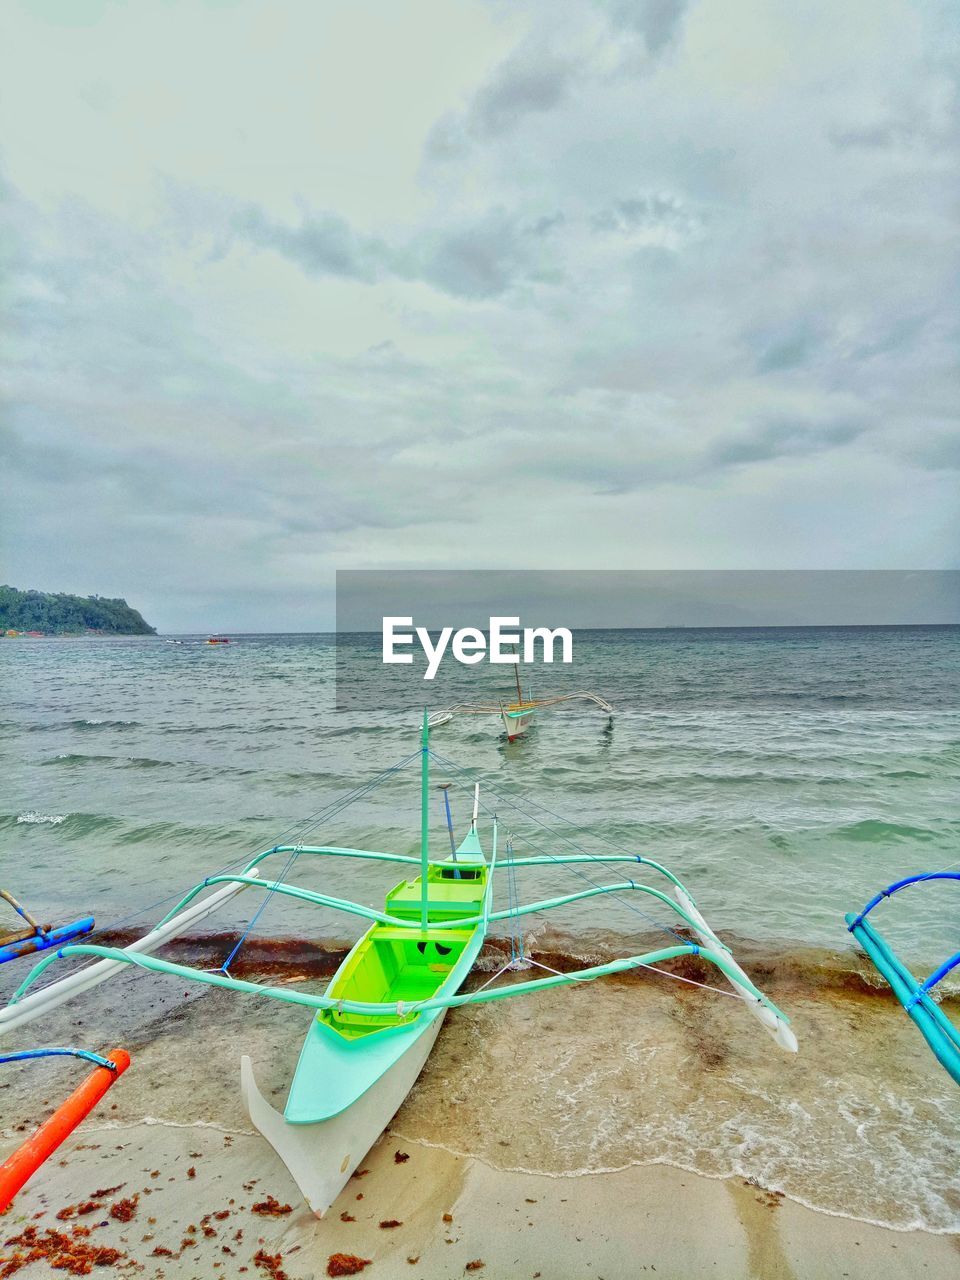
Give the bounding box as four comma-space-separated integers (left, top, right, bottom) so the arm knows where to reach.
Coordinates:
0, 890, 94, 967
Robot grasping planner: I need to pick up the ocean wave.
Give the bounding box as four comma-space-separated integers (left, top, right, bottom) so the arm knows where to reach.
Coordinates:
626, 769, 860, 788
39, 751, 261, 778
833, 818, 947, 843
113, 819, 256, 847
41, 752, 109, 766
159, 721, 249, 735
40, 751, 178, 770
324, 723, 392, 737
2, 811, 123, 837
69, 717, 140, 730
387, 1138, 959, 1237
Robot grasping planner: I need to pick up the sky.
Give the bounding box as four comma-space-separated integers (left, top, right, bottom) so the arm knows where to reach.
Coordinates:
1, 0, 958, 631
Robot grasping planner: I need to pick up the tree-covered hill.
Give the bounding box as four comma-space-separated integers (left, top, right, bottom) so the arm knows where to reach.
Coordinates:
0, 586, 156, 635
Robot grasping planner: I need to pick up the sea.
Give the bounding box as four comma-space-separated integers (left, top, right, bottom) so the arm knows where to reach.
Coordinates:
1, 627, 959, 1233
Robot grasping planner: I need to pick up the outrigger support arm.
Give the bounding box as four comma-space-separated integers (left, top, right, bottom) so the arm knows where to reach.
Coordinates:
846, 872, 960, 931
498, 854, 687, 894
0, 890, 44, 937
152, 874, 725, 943
235, 847, 680, 887
4, 938, 795, 1050
1, 840, 796, 1052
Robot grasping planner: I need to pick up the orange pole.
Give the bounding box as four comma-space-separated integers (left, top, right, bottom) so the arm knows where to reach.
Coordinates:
0, 1048, 130, 1211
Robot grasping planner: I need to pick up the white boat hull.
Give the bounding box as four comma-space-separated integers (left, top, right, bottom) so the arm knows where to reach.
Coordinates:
502, 709, 535, 741
240, 1010, 447, 1218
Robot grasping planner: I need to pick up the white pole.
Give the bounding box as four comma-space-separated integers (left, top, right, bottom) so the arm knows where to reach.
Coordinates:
0, 874, 258, 1037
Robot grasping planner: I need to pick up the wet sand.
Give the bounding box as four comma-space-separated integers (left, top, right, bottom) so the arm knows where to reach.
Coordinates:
2, 937, 959, 1277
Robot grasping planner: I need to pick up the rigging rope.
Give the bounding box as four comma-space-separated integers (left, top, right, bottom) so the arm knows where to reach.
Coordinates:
504, 836, 524, 964
215, 748, 425, 969
220, 844, 303, 974
428, 749, 691, 947
427, 751, 749, 1005
24, 749, 423, 998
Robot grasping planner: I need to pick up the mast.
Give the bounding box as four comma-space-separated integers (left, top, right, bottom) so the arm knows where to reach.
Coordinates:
420, 710, 429, 930
514, 657, 523, 705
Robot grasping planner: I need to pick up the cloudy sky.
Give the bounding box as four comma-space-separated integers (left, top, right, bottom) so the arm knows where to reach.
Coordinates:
1, 0, 958, 630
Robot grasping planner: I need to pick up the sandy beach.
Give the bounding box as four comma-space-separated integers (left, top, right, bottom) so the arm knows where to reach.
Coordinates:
2, 937, 958, 1279
3, 1119, 958, 1279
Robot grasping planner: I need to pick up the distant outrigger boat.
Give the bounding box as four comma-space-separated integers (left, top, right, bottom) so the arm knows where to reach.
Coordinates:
0, 716, 796, 1217
430, 665, 612, 742
847, 873, 960, 1085
206, 634, 230, 645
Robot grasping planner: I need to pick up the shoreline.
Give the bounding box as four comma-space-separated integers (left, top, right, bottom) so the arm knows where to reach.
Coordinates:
2, 953, 959, 1250
3, 1123, 957, 1280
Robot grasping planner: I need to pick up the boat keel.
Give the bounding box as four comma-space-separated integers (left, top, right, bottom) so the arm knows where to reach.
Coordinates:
240, 1011, 447, 1217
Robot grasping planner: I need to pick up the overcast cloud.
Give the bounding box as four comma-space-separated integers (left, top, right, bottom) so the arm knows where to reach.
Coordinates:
1, 0, 958, 630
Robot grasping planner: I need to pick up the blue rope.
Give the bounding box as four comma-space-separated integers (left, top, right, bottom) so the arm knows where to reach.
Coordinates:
0, 1047, 117, 1071
218, 749, 422, 972
74, 750, 423, 943
220, 845, 302, 974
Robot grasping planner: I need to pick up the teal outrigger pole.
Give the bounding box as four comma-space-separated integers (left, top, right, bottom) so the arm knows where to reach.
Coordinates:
847, 873, 960, 1085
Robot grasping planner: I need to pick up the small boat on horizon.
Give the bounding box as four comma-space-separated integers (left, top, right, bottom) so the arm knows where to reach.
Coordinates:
206, 634, 230, 645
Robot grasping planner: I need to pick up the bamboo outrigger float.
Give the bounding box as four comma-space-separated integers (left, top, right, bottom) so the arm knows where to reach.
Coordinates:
847, 873, 960, 1086
0, 890, 94, 966
0, 716, 796, 1217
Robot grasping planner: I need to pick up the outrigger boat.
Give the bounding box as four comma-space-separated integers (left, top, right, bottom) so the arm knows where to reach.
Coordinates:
430, 665, 612, 742
847, 873, 960, 1085
0, 890, 94, 966
0, 716, 796, 1217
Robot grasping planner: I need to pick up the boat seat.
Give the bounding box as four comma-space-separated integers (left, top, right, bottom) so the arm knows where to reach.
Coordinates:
373, 927, 473, 943
325, 963, 454, 1032
385, 879, 485, 922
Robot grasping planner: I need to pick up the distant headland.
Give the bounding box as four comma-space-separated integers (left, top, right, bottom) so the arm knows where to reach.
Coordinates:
0, 585, 156, 636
